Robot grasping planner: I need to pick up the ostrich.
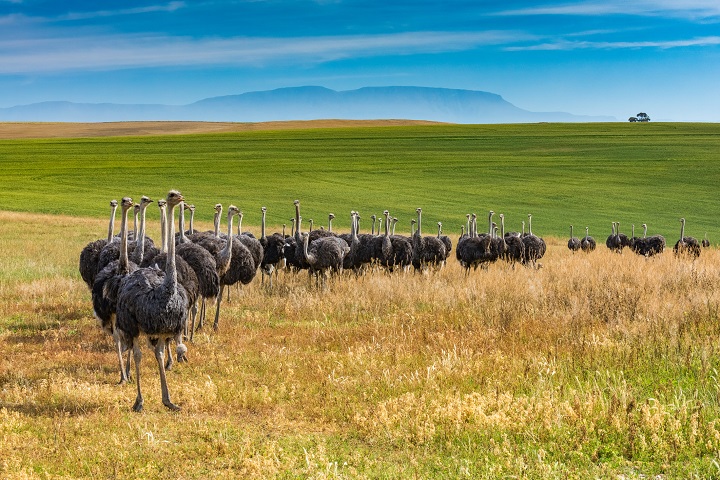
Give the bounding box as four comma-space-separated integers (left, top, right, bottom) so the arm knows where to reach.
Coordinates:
146, 229, 199, 370
567, 225, 581, 252
437, 222, 452, 263
606, 222, 621, 252
456, 213, 492, 271
79, 199, 119, 290
189, 203, 223, 243
301, 232, 350, 288
456, 214, 471, 264
370, 215, 377, 236
411, 208, 446, 272
96, 197, 156, 275
213, 214, 257, 330
388, 215, 414, 272
488, 214, 507, 262
372, 210, 395, 270
116, 190, 190, 412
702, 233, 710, 248
169, 201, 220, 342
521, 214, 546, 268
191, 205, 239, 331
616, 222, 631, 251
500, 214, 524, 265
581, 227, 597, 253
130, 196, 158, 266
327, 213, 335, 233
186, 204, 195, 235
637, 223, 665, 257
674, 218, 701, 258
259, 207, 286, 288
235, 210, 263, 277
91, 197, 137, 383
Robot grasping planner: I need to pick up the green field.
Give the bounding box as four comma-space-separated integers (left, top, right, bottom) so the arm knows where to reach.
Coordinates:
1, 122, 718, 240
2, 122, 720, 478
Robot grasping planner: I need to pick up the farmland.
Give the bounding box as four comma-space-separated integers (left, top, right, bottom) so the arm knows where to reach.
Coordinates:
1, 121, 720, 478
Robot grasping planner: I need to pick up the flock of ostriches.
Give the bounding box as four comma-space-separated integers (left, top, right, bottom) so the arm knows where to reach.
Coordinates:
78, 191, 709, 411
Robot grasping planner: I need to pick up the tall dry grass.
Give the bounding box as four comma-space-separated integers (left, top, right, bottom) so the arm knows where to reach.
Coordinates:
1, 210, 720, 478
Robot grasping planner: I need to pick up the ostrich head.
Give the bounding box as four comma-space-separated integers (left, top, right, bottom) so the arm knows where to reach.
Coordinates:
214, 203, 222, 213
188, 204, 195, 212
261, 206, 267, 213
166, 190, 184, 207
228, 205, 240, 216
110, 199, 118, 208
157, 199, 166, 208
121, 197, 134, 209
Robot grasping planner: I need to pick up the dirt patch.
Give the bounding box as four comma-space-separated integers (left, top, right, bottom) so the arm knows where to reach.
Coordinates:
0, 119, 445, 139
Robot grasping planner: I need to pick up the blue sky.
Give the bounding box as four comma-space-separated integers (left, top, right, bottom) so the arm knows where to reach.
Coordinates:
1, 0, 719, 121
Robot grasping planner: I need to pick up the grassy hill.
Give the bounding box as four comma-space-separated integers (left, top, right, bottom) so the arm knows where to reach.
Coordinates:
1, 122, 718, 241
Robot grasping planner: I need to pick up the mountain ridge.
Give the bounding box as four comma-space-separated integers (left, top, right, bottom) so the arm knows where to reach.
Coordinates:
0, 86, 616, 123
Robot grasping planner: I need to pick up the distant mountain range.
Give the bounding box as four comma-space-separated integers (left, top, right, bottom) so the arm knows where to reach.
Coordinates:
0, 86, 615, 123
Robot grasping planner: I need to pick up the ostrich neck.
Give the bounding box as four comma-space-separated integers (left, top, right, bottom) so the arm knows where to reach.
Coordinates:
501, 217, 505, 237
119, 206, 130, 272
384, 216, 390, 237
159, 208, 167, 253
527, 216, 532, 235
132, 205, 148, 264
214, 211, 221, 237
294, 204, 301, 240
680, 221, 685, 239
220, 212, 234, 266
328, 217, 333, 233
416, 211, 422, 237
489, 214, 493, 235
133, 210, 139, 238
164, 202, 178, 290
643, 225, 648, 238
178, 203, 188, 244
303, 236, 316, 265
189, 209, 194, 234
107, 205, 118, 242
261, 210, 267, 241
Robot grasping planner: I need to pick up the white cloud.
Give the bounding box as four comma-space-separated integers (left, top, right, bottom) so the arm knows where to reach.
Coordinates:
57, 2, 186, 21
0, 30, 535, 74
494, 0, 720, 20
506, 36, 720, 51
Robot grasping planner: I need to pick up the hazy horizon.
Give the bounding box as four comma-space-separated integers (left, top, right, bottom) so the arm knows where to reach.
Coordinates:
1, 1, 719, 122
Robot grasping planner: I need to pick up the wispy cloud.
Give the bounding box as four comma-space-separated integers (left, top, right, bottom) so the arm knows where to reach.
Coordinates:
0, 30, 535, 74
507, 36, 720, 51
494, 1, 720, 20
56, 2, 186, 21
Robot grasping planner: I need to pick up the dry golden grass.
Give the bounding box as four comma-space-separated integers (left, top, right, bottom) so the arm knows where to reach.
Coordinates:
2, 210, 720, 478
0, 119, 444, 139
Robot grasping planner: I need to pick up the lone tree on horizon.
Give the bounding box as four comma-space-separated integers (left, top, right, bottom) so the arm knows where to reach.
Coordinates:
630, 112, 651, 122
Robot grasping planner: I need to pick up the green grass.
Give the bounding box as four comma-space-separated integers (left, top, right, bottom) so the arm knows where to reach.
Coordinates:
1, 122, 718, 241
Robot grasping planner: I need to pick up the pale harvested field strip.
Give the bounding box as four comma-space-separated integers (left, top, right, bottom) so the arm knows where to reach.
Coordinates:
0, 119, 444, 139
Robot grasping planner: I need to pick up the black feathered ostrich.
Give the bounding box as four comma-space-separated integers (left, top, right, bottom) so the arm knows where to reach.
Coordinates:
567, 225, 581, 253
116, 190, 190, 412
674, 217, 701, 258
79, 199, 118, 290
91, 197, 136, 384
411, 208, 446, 272
581, 227, 597, 253
259, 206, 286, 288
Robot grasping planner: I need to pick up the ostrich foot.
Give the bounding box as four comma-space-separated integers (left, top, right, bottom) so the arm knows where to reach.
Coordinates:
132, 398, 144, 412
163, 400, 181, 411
